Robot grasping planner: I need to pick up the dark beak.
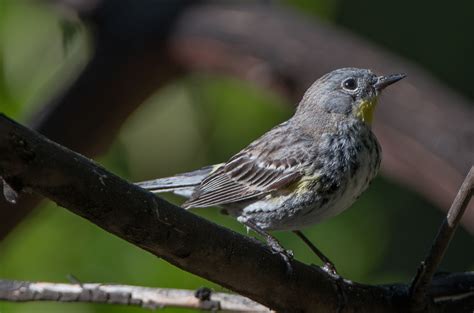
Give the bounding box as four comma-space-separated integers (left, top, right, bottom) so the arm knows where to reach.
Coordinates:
374, 73, 406, 91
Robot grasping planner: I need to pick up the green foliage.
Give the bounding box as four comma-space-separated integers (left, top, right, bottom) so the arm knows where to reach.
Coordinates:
284, 0, 340, 20
0, 0, 19, 117
0, 0, 89, 120
59, 18, 82, 56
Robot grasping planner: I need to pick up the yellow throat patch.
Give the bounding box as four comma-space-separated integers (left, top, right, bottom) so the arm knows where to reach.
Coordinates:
354, 97, 378, 125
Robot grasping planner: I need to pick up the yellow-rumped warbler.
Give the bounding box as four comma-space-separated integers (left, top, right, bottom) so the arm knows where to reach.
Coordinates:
137, 68, 405, 273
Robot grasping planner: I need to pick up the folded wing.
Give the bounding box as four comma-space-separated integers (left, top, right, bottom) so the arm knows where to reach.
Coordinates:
183, 126, 313, 208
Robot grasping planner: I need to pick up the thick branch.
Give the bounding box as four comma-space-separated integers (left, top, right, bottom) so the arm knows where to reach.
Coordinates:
0, 116, 474, 312
0, 115, 346, 312
410, 167, 474, 311
0, 280, 271, 312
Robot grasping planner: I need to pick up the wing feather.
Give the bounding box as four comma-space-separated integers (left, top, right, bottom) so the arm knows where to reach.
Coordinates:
183, 125, 314, 208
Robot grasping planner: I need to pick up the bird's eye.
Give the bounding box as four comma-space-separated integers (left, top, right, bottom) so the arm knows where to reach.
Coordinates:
342, 78, 358, 91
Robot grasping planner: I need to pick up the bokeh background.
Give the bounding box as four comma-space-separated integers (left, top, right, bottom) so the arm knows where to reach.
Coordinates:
1, 1, 473, 312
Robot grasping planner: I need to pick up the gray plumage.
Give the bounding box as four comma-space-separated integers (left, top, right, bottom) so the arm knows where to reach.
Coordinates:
136, 67, 405, 268
137, 165, 217, 198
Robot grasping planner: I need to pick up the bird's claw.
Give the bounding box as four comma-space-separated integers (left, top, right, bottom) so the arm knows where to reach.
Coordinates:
272, 247, 294, 259
322, 262, 339, 278
278, 250, 294, 275
268, 243, 294, 274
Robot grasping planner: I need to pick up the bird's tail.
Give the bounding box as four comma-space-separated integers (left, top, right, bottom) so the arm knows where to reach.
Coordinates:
136, 164, 221, 198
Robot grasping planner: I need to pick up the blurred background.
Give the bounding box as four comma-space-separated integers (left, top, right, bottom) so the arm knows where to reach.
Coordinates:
0, 0, 473, 312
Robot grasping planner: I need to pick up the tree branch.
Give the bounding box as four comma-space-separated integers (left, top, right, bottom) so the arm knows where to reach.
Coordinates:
0, 114, 343, 312
410, 167, 474, 311
0, 116, 474, 312
0, 279, 271, 312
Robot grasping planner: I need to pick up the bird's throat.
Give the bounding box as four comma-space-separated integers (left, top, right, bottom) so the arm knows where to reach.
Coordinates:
355, 98, 378, 125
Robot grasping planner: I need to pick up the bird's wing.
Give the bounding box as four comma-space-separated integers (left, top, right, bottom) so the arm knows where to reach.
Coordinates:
136, 165, 221, 193
183, 126, 313, 208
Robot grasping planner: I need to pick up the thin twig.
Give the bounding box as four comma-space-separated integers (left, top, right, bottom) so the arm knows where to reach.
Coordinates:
409, 166, 474, 311
0, 279, 272, 312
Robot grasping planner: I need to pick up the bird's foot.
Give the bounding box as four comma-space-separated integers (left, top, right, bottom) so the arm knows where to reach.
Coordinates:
321, 262, 339, 278
274, 248, 294, 275
292, 230, 340, 277
242, 220, 294, 274
266, 237, 294, 274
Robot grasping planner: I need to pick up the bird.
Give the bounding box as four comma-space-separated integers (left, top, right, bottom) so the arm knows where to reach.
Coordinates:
137, 67, 405, 273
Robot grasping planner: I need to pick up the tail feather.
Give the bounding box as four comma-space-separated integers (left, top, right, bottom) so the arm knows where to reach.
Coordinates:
136, 164, 222, 198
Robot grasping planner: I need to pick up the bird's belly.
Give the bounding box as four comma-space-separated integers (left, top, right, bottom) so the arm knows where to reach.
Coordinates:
296, 144, 379, 229
316, 156, 375, 219
273, 167, 373, 230
235, 136, 380, 231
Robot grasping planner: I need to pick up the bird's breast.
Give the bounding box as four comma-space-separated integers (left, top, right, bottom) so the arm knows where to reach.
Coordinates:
307, 120, 381, 220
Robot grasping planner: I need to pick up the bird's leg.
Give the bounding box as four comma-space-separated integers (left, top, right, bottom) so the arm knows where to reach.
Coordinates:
293, 230, 338, 277
243, 221, 293, 273
293, 231, 347, 311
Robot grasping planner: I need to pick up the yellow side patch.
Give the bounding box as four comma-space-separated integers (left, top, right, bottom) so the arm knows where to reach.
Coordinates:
284, 175, 319, 195
354, 97, 378, 124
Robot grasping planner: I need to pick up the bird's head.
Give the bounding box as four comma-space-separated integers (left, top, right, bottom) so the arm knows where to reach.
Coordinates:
296, 68, 406, 125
